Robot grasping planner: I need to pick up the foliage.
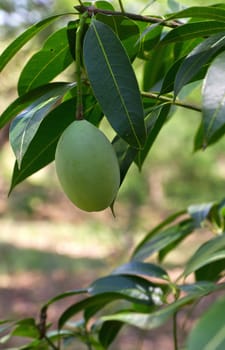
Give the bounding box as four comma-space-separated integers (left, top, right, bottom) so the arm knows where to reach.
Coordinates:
1, 0, 225, 349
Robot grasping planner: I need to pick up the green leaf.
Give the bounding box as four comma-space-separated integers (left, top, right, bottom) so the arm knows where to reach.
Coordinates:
184, 234, 225, 277
83, 19, 146, 149
99, 321, 123, 349
132, 219, 193, 262
195, 256, 225, 282
188, 202, 218, 228
174, 33, 225, 97
132, 209, 187, 259
112, 261, 169, 281
187, 295, 225, 350
9, 99, 76, 192
95, 14, 140, 61
201, 51, 225, 146
9, 83, 75, 168
101, 293, 201, 330
0, 14, 71, 72
160, 22, 225, 46
167, 6, 225, 22
17, 27, 74, 95
0, 82, 69, 129
89, 274, 154, 302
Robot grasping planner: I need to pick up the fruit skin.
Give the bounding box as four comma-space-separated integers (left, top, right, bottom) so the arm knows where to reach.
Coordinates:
55, 120, 120, 212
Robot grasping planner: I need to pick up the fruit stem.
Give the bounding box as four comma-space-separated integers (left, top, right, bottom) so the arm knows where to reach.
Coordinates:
75, 11, 88, 120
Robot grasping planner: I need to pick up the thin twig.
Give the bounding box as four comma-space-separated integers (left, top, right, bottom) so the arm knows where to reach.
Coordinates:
141, 91, 202, 113
173, 312, 179, 350
118, 0, 125, 13
75, 5, 181, 28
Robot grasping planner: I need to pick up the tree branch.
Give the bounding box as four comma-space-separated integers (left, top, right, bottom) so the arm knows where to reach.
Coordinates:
141, 91, 202, 113
75, 5, 181, 28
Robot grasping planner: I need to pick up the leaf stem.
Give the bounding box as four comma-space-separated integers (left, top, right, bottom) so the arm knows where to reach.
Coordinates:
141, 91, 202, 112
75, 12, 88, 120
75, 5, 181, 28
173, 312, 179, 350
118, 0, 125, 13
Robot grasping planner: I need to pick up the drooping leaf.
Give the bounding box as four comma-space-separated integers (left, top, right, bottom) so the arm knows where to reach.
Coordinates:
112, 261, 169, 281
188, 201, 218, 228
195, 256, 225, 282
0, 14, 72, 72
9, 99, 76, 192
99, 321, 123, 348
9, 83, 76, 168
187, 295, 225, 350
174, 33, 225, 97
132, 209, 187, 259
83, 19, 146, 149
132, 218, 193, 262
160, 21, 225, 46
18, 27, 74, 95
200, 51, 225, 147
184, 233, 225, 277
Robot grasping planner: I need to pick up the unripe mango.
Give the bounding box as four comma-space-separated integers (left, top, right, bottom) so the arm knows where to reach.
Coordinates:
55, 120, 120, 212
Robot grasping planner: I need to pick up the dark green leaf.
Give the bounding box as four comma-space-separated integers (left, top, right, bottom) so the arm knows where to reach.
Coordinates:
83, 19, 146, 149
132, 219, 193, 262
137, 22, 162, 60
99, 321, 123, 348
18, 27, 74, 95
9, 99, 76, 192
174, 33, 225, 97
0, 14, 71, 72
187, 295, 225, 350
112, 261, 169, 281
184, 234, 225, 277
160, 22, 225, 46
9, 83, 75, 168
132, 209, 187, 259
195, 256, 225, 282
201, 51, 225, 146
95, 14, 140, 61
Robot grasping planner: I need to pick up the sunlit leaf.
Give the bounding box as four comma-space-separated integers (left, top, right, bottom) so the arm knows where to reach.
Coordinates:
167, 6, 225, 22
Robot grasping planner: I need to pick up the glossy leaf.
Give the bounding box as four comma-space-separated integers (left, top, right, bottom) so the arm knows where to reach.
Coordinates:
9, 99, 76, 192
83, 19, 146, 149
187, 295, 225, 350
9, 83, 75, 168
95, 14, 140, 61
112, 261, 169, 281
0, 14, 71, 72
174, 33, 225, 97
160, 22, 225, 46
58, 292, 149, 329
201, 51, 225, 146
195, 256, 225, 282
188, 202, 218, 228
0, 82, 69, 129
18, 27, 74, 95
184, 234, 225, 277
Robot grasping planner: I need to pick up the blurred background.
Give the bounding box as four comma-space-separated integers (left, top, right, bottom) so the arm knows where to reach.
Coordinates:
1, 0, 225, 349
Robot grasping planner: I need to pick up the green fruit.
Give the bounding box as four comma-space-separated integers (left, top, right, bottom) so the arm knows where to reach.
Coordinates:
55, 120, 120, 212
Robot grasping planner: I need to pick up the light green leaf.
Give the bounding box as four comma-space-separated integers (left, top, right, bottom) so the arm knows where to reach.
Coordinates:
184, 234, 225, 277
83, 19, 146, 149
187, 295, 225, 350
0, 14, 72, 72
167, 6, 225, 22
201, 51, 225, 146
18, 27, 74, 95
9, 83, 75, 168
